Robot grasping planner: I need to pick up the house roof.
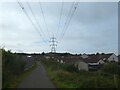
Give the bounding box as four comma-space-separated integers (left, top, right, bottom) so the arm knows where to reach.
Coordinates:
58, 53, 114, 64
100, 53, 113, 59
82, 55, 100, 63
62, 55, 100, 64
80, 54, 111, 63
61, 56, 80, 64
80, 53, 113, 62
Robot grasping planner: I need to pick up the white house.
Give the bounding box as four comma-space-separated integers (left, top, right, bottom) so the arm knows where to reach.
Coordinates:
88, 59, 104, 65
57, 58, 64, 63
60, 59, 64, 63
81, 53, 88, 59
45, 56, 50, 59
101, 53, 118, 62
97, 59, 105, 64
107, 53, 118, 62
85, 59, 104, 67
74, 60, 88, 71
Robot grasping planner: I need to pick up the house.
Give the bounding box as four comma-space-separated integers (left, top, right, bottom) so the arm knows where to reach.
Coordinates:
56, 56, 64, 63
60, 56, 89, 71
57, 59, 64, 63
97, 59, 105, 64
60, 59, 64, 63
82, 57, 102, 71
81, 53, 88, 59
57, 54, 104, 71
77, 54, 105, 71
74, 56, 102, 71
107, 53, 118, 62
75, 60, 88, 71
101, 53, 118, 62
75, 53, 118, 71
61, 56, 80, 65
45, 56, 50, 59
55, 53, 118, 71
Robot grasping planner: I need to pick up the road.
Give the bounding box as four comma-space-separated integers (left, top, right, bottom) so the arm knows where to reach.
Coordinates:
18, 61, 56, 88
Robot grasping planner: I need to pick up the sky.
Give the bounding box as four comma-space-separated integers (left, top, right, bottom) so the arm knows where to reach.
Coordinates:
0, 1, 118, 55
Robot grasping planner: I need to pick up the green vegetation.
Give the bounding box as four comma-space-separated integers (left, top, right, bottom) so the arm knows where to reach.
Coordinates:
2, 49, 37, 88
100, 62, 118, 74
42, 60, 119, 88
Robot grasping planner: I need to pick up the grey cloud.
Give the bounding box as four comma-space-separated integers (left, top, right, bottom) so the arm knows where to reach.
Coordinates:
74, 2, 118, 25
0, 2, 118, 54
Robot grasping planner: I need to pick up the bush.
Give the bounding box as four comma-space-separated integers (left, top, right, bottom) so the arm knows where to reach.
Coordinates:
78, 76, 115, 88
100, 62, 118, 74
2, 49, 26, 88
43, 60, 118, 88
60, 64, 78, 72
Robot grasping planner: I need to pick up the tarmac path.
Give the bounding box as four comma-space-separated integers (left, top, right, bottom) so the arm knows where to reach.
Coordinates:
18, 61, 56, 88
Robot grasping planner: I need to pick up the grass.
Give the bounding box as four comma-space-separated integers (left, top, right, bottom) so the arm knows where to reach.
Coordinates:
5, 63, 37, 88
45, 66, 68, 88
42, 60, 78, 88
42, 60, 119, 88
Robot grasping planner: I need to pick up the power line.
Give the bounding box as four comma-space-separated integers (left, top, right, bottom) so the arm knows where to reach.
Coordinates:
58, 2, 75, 41
17, 1, 41, 37
59, 2, 79, 43
17, 1, 48, 44
56, 1, 64, 39
38, 1, 51, 39
25, 0, 49, 42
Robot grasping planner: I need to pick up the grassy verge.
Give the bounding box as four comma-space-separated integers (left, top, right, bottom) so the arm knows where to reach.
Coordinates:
41, 61, 62, 88
45, 67, 68, 88
42, 60, 119, 88
5, 63, 37, 88
42, 60, 79, 88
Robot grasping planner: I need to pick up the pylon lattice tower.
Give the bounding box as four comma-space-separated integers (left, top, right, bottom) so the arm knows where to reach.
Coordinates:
50, 35, 57, 53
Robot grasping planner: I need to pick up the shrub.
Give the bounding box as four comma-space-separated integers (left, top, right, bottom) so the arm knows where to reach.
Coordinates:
100, 62, 118, 74
60, 64, 78, 72
2, 49, 26, 88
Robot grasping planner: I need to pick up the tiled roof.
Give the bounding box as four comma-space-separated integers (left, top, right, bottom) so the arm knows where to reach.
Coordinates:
58, 53, 114, 64
99, 53, 113, 59
80, 53, 113, 63
61, 56, 80, 64
82, 55, 100, 63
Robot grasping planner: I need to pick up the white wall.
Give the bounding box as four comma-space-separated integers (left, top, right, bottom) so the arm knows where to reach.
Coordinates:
81, 54, 88, 59
78, 61, 88, 71
98, 59, 105, 64
60, 60, 64, 63
108, 54, 118, 62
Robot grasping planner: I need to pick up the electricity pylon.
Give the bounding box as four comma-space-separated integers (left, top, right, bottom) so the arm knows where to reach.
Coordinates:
50, 35, 57, 53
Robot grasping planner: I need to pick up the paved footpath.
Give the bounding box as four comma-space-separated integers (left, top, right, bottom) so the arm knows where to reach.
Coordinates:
18, 61, 56, 88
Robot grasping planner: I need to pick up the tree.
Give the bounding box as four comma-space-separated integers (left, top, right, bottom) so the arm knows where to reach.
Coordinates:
96, 52, 100, 55
41, 52, 45, 56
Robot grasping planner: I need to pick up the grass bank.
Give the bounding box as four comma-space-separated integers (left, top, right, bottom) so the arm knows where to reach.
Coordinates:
42, 60, 119, 88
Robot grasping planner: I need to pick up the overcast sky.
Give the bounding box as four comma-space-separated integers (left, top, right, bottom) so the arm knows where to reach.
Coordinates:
0, 1, 118, 55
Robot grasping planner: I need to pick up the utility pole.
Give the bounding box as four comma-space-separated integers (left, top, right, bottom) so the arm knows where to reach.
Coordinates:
50, 35, 57, 53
